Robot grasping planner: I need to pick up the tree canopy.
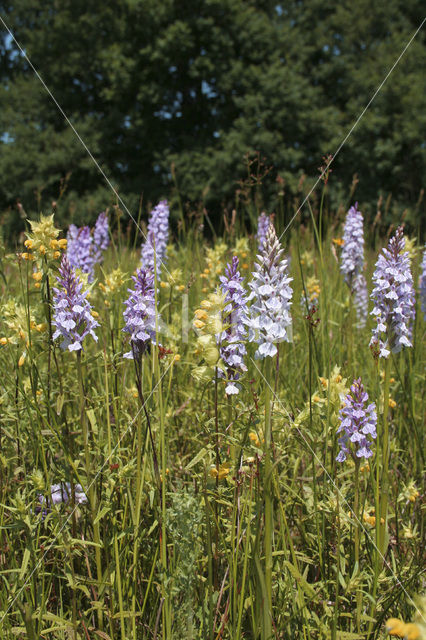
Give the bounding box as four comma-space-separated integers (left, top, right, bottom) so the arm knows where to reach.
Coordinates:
0, 0, 425, 237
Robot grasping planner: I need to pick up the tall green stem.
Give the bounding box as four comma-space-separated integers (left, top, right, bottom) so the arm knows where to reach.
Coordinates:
263, 356, 273, 639
354, 458, 361, 633
379, 357, 391, 557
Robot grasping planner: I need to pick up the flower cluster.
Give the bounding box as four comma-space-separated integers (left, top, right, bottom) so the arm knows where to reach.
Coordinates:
22, 214, 66, 265
67, 225, 96, 281
256, 212, 271, 252
370, 227, 415, 357
52, 256, 99, 352
420, 246, 426, 321
340, 203, 364, 287
301, 275, 320, 314
93, 211, 110, 262
217, 256, 249, 394
336, 378, 377, 462
141, 200, 169, 277
247, 224, 293, 358
39, 482, 87, 507
67, 213, 110, 281
200, 241, 228, 292
123, 268, 157, 359
353, 273, 368, 328
192, 291, 226, 383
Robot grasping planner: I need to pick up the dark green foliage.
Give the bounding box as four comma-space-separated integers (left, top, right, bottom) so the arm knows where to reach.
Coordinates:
0, 0, 425, 239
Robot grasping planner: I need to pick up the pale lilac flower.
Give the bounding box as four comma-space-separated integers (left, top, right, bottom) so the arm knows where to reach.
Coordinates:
353, 273, 368, 328
256, 212, 270, 252
93, 212, 109, 262
336, 378, 377, 462
420, 247, 426, 321
247, 224, 293, 358
218, 256, 249, 394
370, 227, 415, 357
340, 203, 364, 288
123, 268, 157, 359
67, 225, 96, 281
39, 482, 87, 507
141, 200, 169, 277
52, 256, 99, 352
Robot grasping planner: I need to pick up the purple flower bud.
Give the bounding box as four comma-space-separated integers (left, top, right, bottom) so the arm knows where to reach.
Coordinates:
123, 268, 157, 359
39, 482, 87, 508
67, 225, 96, 281
93, 212, 109, 262
218, 256, 249, 394
52, 256, 99, 352
141, 200, 169, 277
247, 224, 293, 359
336, 378, 377, 462
420, 246, 426, 321
256, 212, 271, 252
353, 273, 368, 328
340, 203, 364, 288
370, 227, 415, 357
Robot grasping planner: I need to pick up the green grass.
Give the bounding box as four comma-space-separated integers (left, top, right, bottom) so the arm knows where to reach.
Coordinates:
0, 199, 424, 640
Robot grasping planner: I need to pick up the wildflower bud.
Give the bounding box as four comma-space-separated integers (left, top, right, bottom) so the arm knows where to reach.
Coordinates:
18, 353, 26, 367
91, 310, 99, 318
140, 200, 169, 277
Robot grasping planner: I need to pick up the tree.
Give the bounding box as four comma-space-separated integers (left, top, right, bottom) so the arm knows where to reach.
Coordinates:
0, 0, 424, 240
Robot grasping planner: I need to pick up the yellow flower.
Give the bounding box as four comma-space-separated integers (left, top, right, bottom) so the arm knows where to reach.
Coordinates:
242, 263, 249, 269
173, 354, 181, 362
53, 251, 61, 259
24, 239, 33, 249
386, 618, 406, 636
21, 252, 29, 260
36, 323, 47, 332
334, 374, 342, 383
193, 319, 205, 329
360, 463, 370, 473
0, 337, 8, 346
319, 377, 328, 388
34, 282, 41, 289
177, 284, 185, 292
91, 310, 99, 318
313, 395, 321, 403
403, 623, 421, 640
195, 309, 208, 321
209, 463, 230, 481
249, 432, 261, 447
49, 239, 59, 249
32, 271, 42, 282
389, 398, 397, 408
332, 237, 344, 247
18, 353, 26, 367
160, 281, 168, 288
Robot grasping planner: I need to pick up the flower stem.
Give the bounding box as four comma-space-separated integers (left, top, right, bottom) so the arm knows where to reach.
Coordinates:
263, 356, 273, 638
